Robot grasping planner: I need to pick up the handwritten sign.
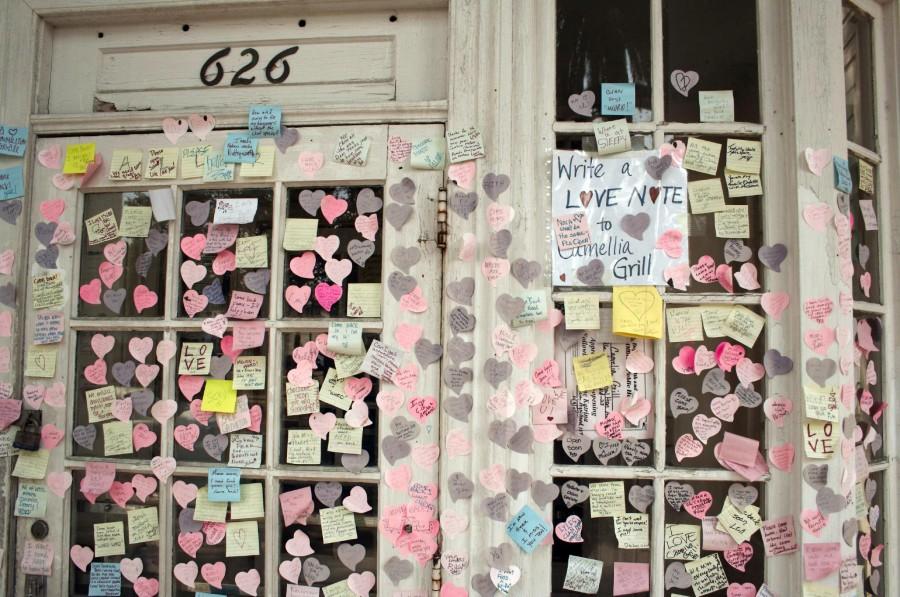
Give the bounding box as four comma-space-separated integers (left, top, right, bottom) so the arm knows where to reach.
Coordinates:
613, 513, 649, 549
22, 540, 53, 577
600, 83, 635, 116
563, 293, 601, 330
224, 133, 259, 164
592, 119, 631, 156
145, 147, 178, 178
229, 434, 263, 468
552, 150, 688, 286
15, 483, 48, 517
108, 149, 144, 181
248, 104, 282, 137
32, 272, 64, 311
63, 143, 96, 174
233, 356, 266, 390
347, 283, 382, 318
287, 429, 321, 464
666, 307, 704, 342
0, 125, 27, 156
204, 151, 235, 181
688, 178, 726, 214
683, 138, 721, 175
0, 165, 24, 200
209, 467, 241, 501
446, 127, 485, 163
333, 133, 370, 167
664, 524, 701, 559
179, 342, 213, 375
505, 505, 552, 553
84, 209, 120, 245
327, 322, 364, 355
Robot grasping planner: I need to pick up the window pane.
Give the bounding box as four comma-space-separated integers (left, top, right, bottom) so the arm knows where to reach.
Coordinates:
854, 315, 884, 465
556, 0, 652, 122
843, 3, 877, 150
551, 478, 652, 596
282, 186, 384, 319
663, 0, 760, 123
178, 188, 274, 319
855, 472, 886, 596
849, 155, 880, 302
79, 192, 168, 318
556, 133, 654, 153
72, 331, 163, 460
280, 331, 380, 467
173, 331, 267, 468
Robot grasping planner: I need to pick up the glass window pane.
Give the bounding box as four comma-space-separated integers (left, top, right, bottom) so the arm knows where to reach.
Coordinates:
282, 186, 383, 319
849, 155, 880, 302
556, 0, 652, 122
663, 0, 760, 123
79, 192, 168, 318
843, 3, 877, 150
178, 188, 274, 319
855, 471, 885, 596
854, 315, 885, 465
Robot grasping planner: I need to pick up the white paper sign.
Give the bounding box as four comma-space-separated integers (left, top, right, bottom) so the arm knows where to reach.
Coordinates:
552, 150, 688, 286
214, 198, 258, 224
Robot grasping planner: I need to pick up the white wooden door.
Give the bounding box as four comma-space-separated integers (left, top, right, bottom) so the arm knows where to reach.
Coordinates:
17, 124, 444, 597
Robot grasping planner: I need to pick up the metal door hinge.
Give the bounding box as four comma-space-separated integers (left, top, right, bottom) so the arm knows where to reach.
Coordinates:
436, 188, 448, 250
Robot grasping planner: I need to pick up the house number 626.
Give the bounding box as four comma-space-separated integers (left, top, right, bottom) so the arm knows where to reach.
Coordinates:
199, 46, 300, 86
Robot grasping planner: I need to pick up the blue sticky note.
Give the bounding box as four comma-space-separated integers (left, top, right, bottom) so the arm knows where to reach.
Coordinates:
600, 83, 636, 116
0, 125, 27, 157
223, 133, 259, 164
505, 504, 552, 553
88, 562, 121, 596
833, 156, 852, 193
208, 467, 241, 501
0, 166, 24, 201
248, 105, 282, 138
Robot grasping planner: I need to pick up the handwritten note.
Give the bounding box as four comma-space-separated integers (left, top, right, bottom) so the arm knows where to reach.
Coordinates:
359, 339, 402, 381
240, 145, 276, 177
145, 147, 178, 179
0, 125, 27, 157
600, 83, 636, 116
589, 481, 625, 518
723, 305, 765, 347
225, 290, 264, 320
666, 307, 704, 342
127, 506, 160, 544
84, 209, 120, 245
688, 178, 726, 214
347, 283, 382, 318
761, 515, 798, 556
805, 385, 839, 422
119, 205, 153, 237
858, 199, 878, 231
103, 420, 134, 456
204, 150, 235, 182
181, 145, 212, 178
333, 133, 370, 167
320, 506, 358, 544
554, 212, 592, 251
88, 562, 121, 595
446, 127, 485, 163
725, 139, 762, 174
803, 542, 841, 581
108, 149, 144, 181
664, 523, 701, 560
201, 379, 238, 414
224, 133, 259, 164
179, 342, 213, 375
505, 504, 552, 553
226, 520, 260, 556
31, 272, 64, 310
613, 513, 649, 549
25, 346, 57, 378
248, 104, 282, 138
208, 467, 241, 501
15, 483, 48, 517
93, 521, 126, 557
858, 159, 874, 194
282, 219, 318, 251
563, 555, 603, 594
592, 119, 631, 155
287, 429, 321, 464
699, 90, 735, 122
228, 433, 263, 468
233, 356, 266, 390
22, 540, 53, 577
683, 138, 722, 176
612, 286, 662, 339
285, 383, 319, 416
716, 499, 761, 543
217, 395, 251, 434
0, 166, 25, 200
63, 143, 96, 174
684, 554, 729, 596
725, 171, 763, 197
573, 353, 613, 392
410, 137, 446, 170
563, 293, 601, 330
214, 198, 258, 224
12, 449, 50, 479
235, 235, 268, 268
833, 156, 852, 193
327, 419, 363, 454
714, 205, 750, 238
327, 322, 364, 355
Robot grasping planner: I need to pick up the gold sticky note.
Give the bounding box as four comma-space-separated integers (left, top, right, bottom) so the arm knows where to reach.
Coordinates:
347, 283, 382, 318
103, 420, 134, 456
127, 507, 160, 544
699, 90, 735, 123
93, 521, 126, 557
666, 307, 705, 342
725, 139, 762, 174
282, 219, 318, 251
240, 145, 276, 177
286, 429, 321, 465
201, 379, 238, 414
226, 520, 260, 557
572, 353, 613, 392
320, 506, 358, 544
145, 147, 178, 179
612, 286, 662, 339
714, 205, 750, 238
683, 138, 722, 176
589, 481, 625, 518
722, 305, 764, 347
181, 145, 212, 179
108, 149, 144, 181
235, 235, 268, 268
63, 143, 96, 174
688, 178, 726, 214
119, 205, 153, 238
724, 171, 763, 197
84, 209, 120, 245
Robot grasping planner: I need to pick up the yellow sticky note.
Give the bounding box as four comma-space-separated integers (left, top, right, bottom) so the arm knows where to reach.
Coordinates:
699, 90, 735, 123
334, 353, 364, 379
323, 581, 357, 597
12, 449, 50, 479
287, 429, 322, 464
103, 420, 134, 456
613, 513, 649, 549
93, 521, 126, 557
84, 208, 120, 245
716, 500, 761, 543
723, 305, 764, 347
181, 145, 212, 179
230, 483, 265, 519
572, 353, 613, 392
327, 322, 364, 355
664, 524, 701, 560
347, 283, 382, 318
589, 481, 625, 518
63, 143, 96, 174
201, 379, 238, 414
226, 520, 260, 557
700, 306, 732, 338
318, 368, 352, 410
233, 356, 266, 391
684, 554, 729, 596
612, 286, 662, 339
683, 138, 722, 176
858, 160, 874, 194
563, 293, 601, 330
235, 235, 268, 268
688, 178, 726, 214
725, 139, 762, 174
804, 420, 836, 459
240, 145, 275, 177
320, 506, 358, 544
25, 346, 57, 378
285, 383, 319, 416
86, 386, 117, 423
804, 385, 840, 423
327, 419, 363, 454
119, 205, 153, 238
127, 507, 160, 544
282, 219, 318, 251
714, 205, 750, 238
724, 171, 763, 197
31, 271, 65, 310
145, 147, 178, 179
194, 487, 228, 522
108, 149, 144, 181
803, 582, 839, 597
592, 119, 631, 155
666, 307, 705, 342
178, 342, 214, 375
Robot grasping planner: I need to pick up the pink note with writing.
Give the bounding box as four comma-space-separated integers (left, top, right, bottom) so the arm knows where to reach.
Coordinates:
225, 291, 264, 320
231, 320, 266, 349
280, 487, 314, 527
719, 432, 760, 467
803, 542, 841, 581
613, 562, 649, 596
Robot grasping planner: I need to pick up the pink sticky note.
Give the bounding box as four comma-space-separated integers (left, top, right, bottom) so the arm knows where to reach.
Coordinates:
81, 462, 116, 498
803, 542, 841, 581
613, 562, 649, 596
553, 212, 592, 250
231, 321, 266, 349
719, 432, 760, 467
224, 290, 264, 320
280, 487, 314, 527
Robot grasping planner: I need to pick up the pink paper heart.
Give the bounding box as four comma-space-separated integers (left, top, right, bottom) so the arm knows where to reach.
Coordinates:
174, 561, 198, 589
656, 228, 684, 258
289, 252, 316, 278
715, 342, 745, 371
39, 198, 67, 223
385, 464, 412, 491
278, 558, 302, 584
692, 414, 722, 444
162, 117, 189, 144
716, 263, 734, 293
52, 173, 77, 190
285, 285, 312, 314
285, 529, 314, 556
188, 114, 215, 140
342, 486, 372, 513
314, 282, 343, 312
803, 326, 835, 356
131, 474, 157, 502
683, 491, 713, 518
111, 397, 133, 422
486, 203, 514, 231
156, 340, 177, 365
79, 279, 102, 305
803, 203, 834, 232
768, 442, 795, 472
47, 471, 72, 496
133, 285, 158, 313
309, 412, 337, 439
321, 194, 349, 224
40, 423, 64, 450
735, 358, 765, 386
393, 323, 423, 351
84, 358, 108, 385
376, 390, 404, 414
120, 558, 144, 584
804, 147, 832, 176
234, 569, 260, 596
201, 562, 226, 588
354, 214, 379, 240
693, 345, 716, 375
347, 571, 376, 597
710, 394, 740, 422
448, 161, 477, 190
133, 424, 157, 450
298, 151, 325, 176
174, 424, 200, 450
136, 363, 160, 387
399, 286, 428, 313
149, 455, 176, 483
182, 289, 209, 318
734, 263, 760, 290
172, 480, 198, 508
760, 291, 790, 320
674, 433, 703, 462
315, 235, 340, 261
38, 144, 62, 169
554, 515, 584, 543
672, 345, 696, 375
325, 258, 353, 285
690, 255, 717, 284
70, 545, 94, 572
481, 257, 510, 286
763, 395, 793, 427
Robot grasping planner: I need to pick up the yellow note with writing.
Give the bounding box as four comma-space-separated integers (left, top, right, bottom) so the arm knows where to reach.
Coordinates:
240, 145, 275, 177
714, 205, 750, 238
666, 307, 704, 342
226, 520, 260, 557
194, 487, 228, 522
63, 143, 96, 174
201, 379, 238, 414
612, 286, 662, 339
347, 283, 382, 318
230, 483, 265, 519
572, 353, 613, 392
127, 506, 160, 544
725, 139, 762, 174
282, 219, 318, 251
563, 293, 601, 330
93, 521, 125, 557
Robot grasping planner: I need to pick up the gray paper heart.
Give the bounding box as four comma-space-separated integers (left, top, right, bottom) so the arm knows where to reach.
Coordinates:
486, 543, 514, 569
382, 436, 411, 465
243, 269, 270, 294
448, 471, 475, 502
669, 388, 699, 417
303, 556, 331, 586
389, 417, 420, 442
146, 228, 168, 255
488, 230, 512, 258
414, 339, 443, 368
483, 358, 512, 389
628, 485, 655, 513
805, 357, 837, 387
495, 294, 525, 323
803, 464, 828, 491
449, 307, 476, 334
481, 494, 509, 522
735, 383, 762, 408
384, 556, 414, 584
758, 243, 788, 272
443, 367, 473, 394
511, 259, 542, 288
560, 480, 590, 508
449, 192, 478, 219
0, 283, 15, 308
35, 221, 57, 248
836, 192, 850, 214
871, 569, 881, 594
567, 91, 595, 117
347, 239, 375, 267
723, 239, 753, 263
620, 212, 651, 240
337, 543, 366, 572
575, 259, 604, 285
202, 434, 228, 460
592, 438, 622, 464
447, 336, 475, 364
865, 478, 877, 504
112, 361, 136, 386
446, 278, 475, 306
471, 573, 497, 597
488, 419, 517, 448
103, 288, 127, 313
644, 154, 672, 180
314, 481, 343, 507
202, 278, 226, 305
842, 519, 857, 546
209, 355, 232, 379
73, 424, 97, 450
665, 562, 692, 590
388, 271, 417, 300
482, 173, 510, 200
621, 440, 651, 465
443, 393, 473, 422
389, 178, 416, 204
356, 188, 383, 214
505, 469, 532, 497
561, 433, 591, 462
664, 482, 695, 511
508, 426, 534, 454
815, 486, 846, 515
727, 484, 758, 508
185, 200, 211, 227
298, 190, 325, 216
701, 368, 731, 396
274, 126, 300, 153
129, 389, 155, 416
764, 349, 794, 377
390, 246, 420, 273
0, 200, 22, 225
35, 245, 59, 269
841, 416, 856, 439
178, 508, 203, 533
858, 244, 870, 269
531, 480, 559, 508
341, 450, 370, 474
135, 251, 153, 277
